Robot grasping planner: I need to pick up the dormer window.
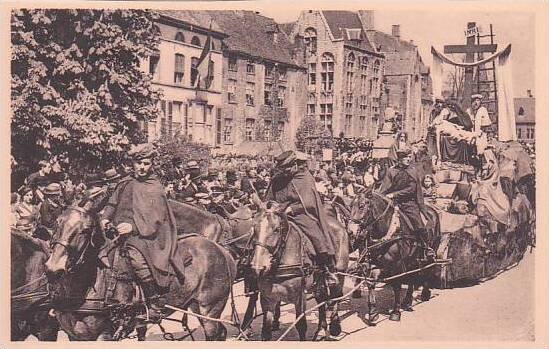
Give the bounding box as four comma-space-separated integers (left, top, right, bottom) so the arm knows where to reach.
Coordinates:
518, 106, 525, 116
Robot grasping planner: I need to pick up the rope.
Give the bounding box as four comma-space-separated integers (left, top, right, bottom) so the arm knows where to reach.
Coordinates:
276, 279, 366, 341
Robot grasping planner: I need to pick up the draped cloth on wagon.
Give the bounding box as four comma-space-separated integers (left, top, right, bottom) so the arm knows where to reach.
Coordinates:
430, 44, 516, 142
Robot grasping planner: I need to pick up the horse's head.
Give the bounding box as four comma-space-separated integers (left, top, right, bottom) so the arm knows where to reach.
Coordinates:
250, 201, 287, 277
349, 188, 374, 224
45, 206, 101, 278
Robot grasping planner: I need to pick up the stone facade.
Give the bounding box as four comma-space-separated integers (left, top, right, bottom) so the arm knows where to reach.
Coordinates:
288, 10, 384, 140
366, 23, 433, 143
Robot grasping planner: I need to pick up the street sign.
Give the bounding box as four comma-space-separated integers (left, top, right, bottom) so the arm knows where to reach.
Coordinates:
464, 26, 479, 38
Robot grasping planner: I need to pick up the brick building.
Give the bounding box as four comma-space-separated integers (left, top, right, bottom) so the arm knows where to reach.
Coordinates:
146, 10, 306, 152
285, 10, 385, 139
362, 14, 433, 143
143, 11, 227, 145
514, 92, 535, 143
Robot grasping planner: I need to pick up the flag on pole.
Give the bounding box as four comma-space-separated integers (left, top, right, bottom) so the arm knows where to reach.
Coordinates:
194, 23, 214, 90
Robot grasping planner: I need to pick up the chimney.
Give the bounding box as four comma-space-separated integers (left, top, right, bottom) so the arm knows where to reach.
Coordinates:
392, 24, 400, 38
358, 10, 375, 30
527, 89, 533, 97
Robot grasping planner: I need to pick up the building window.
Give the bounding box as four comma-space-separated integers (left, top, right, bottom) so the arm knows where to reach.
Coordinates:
174, 54, 185, 85
263, 120, 272, 141
307, 103, 316, 116
517, 128, 522, 139
191, 36, 201, 47
173, 101, 183, 135
304, 27, 317, 55
277, 86, 286, 107
361, 56, 368, 74
265, 64, 274, 79
223, 118, 233, 143
319, 103, 333, 131
373, 59, 380, 75
345, 94, 353, 112
175, 32, 185, 42
308, 63, 316, 86
346, 53, 355, 92
246, 82, 255, 106
228, 56, 237, 72
246, 61, 255, 74
191, 57, 199, 86
321, 53, 335, 92
359, 115, 366, 134
228, 79, 237, 103
527, 127, 534, 139
278, 67, 287, 80
277, 121, 285, 140
344, 115, 352, 135
518, 106, 525, 116
264, 83, 272, 106
245, 118, 255, 141
149, 54, 160, 81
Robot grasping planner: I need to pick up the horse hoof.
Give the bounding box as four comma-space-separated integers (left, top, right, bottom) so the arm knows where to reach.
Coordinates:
352, 290, 362, 298
389, 311, 401, 322
329, 321, 342, 336
421, 290, 431, 302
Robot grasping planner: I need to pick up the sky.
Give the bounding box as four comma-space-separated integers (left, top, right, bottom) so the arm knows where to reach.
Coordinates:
256, 6, 536, 98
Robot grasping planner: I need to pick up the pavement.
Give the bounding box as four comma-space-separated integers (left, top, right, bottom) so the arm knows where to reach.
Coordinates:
46, 248, 535, 342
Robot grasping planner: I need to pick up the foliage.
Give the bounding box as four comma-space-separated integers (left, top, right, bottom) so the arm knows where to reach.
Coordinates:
295, 115, 324, 152
11, 9, 162, 181
153, 134, 210, 183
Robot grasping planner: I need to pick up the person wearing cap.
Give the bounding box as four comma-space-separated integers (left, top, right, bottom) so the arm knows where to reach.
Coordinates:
467, 93, 492, 155
378, 148, 434, 259
37, 182, 65, 236
178, 160, 207, 200
100, 143, 180, 322
265, 150, 340, 289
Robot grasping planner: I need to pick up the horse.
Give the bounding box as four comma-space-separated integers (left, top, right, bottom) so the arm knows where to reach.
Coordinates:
349, 188, 440, 323
44, 204, 237, 341
250, 205, 349, 341
11, 230, 59, 341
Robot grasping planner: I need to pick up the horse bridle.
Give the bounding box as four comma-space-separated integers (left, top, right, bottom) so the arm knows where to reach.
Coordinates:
351, 191, 394, 231
50, 206, 98, 274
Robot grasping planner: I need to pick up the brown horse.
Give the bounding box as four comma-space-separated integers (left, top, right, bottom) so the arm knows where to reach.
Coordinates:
250, 205, 349, 341
349, 188, 440, 322
11, 230, 59, 341
44, 205, 237, 341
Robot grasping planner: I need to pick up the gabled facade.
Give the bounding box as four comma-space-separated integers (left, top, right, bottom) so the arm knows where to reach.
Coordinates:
365, 23, 433, 143
288, 10, 385, 140
142, 12, 227, 145
514, 95, 535, 143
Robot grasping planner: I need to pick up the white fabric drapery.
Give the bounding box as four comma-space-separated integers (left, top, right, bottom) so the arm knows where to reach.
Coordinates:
430, 44, 516, 141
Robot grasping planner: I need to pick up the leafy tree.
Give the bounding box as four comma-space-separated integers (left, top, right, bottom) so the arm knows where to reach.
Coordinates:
295, 115, 324, 153
153, 134, 210, 183
11, 9, 162, 184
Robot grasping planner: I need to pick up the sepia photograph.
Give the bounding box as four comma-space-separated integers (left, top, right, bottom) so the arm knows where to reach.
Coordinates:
3, 0, 547, 346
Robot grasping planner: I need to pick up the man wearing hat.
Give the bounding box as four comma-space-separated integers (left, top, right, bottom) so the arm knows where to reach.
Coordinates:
178, 160, 206, 200
100, 143, 181, 322
38, 182, 65, 236
265, 150, 340, 289
467, 93, 492, 154
378, 148, 434, 258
